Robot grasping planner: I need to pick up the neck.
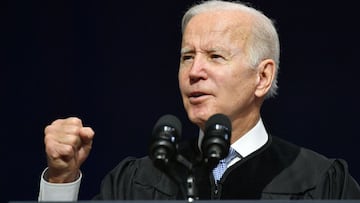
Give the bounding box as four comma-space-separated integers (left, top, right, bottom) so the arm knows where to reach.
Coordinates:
230, 110, 261, 144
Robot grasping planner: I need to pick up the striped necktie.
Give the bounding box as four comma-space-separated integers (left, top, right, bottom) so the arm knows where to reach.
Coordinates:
212, 147, 237, 182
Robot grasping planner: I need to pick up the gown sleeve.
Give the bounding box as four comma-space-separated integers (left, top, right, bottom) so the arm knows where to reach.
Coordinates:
311, 159, 360, 199
92, 156, 179, 200
261, 147, 360, 199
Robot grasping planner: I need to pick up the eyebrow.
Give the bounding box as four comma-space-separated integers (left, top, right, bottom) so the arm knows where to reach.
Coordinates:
180, 47, 195, 55
181, 47, 233, 58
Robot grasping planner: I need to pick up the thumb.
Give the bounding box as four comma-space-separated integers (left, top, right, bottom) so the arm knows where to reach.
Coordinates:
76, 127, 94, 166
79, 127, 95, 145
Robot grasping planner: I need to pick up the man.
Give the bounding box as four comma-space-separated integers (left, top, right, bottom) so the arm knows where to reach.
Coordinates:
38, 0, 360, 200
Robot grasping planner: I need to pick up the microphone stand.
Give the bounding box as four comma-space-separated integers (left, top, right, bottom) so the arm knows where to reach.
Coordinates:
175, 154, 198, 202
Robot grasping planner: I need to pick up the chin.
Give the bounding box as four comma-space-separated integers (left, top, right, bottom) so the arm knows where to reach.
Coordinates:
188, 112, 209, 129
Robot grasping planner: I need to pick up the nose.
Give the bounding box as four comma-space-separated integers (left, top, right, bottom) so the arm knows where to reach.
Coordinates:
189, 54, 208, 84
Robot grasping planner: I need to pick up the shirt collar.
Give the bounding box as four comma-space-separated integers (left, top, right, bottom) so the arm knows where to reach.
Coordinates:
198, 118, 268, 158
231, 118, 268, 158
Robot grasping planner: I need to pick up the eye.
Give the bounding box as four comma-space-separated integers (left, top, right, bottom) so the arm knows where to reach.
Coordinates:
210, 54, 223, 59
181, 55, 194, 62
209, 53, 226, 63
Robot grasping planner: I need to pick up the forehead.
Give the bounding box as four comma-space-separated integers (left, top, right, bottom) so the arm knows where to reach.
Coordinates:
182, 10, 253, 48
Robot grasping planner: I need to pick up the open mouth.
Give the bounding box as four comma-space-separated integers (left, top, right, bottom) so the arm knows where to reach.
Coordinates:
190, 92, 207, 98
188, 91, 210, 104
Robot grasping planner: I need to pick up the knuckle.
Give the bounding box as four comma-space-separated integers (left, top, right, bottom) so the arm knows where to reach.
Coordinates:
67, 117, 82, 126
65, 125, 80, 135
44, 124, 55, 135
62, 144, 74, 155
47, 150, 60, 160
51, 118, 64, 125
67, 135, 81, 146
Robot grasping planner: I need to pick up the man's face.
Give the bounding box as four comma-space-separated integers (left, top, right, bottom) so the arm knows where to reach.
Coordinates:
178, 11, 260, 129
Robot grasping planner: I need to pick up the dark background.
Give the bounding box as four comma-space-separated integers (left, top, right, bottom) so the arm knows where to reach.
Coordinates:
2, 0, 360, 202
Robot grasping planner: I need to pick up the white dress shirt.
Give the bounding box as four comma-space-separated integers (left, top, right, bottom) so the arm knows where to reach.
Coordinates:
38, 168, 81, 201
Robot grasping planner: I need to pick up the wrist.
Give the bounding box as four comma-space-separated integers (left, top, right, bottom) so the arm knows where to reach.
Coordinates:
46, 168, 80, 183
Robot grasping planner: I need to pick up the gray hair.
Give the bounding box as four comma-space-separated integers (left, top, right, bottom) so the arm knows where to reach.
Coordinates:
181, 0, 280, 98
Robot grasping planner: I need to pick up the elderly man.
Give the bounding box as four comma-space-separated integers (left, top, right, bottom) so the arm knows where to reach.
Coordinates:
38, 0, 360, 200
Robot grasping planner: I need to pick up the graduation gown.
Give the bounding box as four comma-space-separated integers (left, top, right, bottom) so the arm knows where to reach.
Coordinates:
93, 135, 360, 200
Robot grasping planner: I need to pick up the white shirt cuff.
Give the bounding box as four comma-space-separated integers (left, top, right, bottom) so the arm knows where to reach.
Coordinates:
38, 168, 81, 201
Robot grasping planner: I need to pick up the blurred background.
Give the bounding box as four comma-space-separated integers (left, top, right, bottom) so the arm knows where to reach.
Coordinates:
2, 0, 359, 202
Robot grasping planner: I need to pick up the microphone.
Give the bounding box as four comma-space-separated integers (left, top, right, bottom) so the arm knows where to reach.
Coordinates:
201, 113, 232, 168
149, 114, 182, 169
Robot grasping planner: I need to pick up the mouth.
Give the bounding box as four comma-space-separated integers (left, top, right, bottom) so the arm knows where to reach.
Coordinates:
190, 92, 207, 98
188, 91, 211, 104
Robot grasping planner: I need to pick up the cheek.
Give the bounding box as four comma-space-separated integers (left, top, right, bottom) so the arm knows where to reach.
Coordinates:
178, 67, 184, 83
178, 72, 185, 91
224, 71, 257, 99
178, 69, 188, 101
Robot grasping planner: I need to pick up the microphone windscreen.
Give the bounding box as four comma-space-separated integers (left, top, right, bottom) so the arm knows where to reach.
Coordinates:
152, 114, 182, 138
205, 113, 231, 132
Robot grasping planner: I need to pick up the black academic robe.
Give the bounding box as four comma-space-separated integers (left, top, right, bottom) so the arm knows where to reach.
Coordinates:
93, 135, 360, 200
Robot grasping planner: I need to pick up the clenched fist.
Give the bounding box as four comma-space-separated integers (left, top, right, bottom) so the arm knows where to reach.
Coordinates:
44, 117, 95, 183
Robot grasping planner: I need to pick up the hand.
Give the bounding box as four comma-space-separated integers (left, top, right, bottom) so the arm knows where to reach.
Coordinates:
44, 117, 95, 183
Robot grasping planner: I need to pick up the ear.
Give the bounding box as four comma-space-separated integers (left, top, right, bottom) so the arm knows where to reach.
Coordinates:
254, 59, 276, 98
